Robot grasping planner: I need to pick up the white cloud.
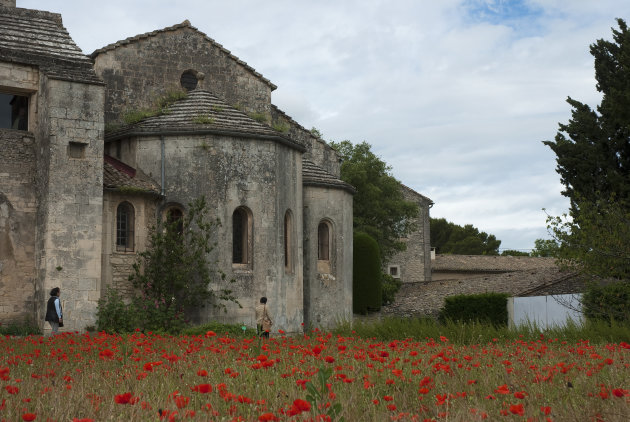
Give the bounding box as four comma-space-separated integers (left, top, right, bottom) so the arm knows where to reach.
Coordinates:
19, 0, 630, 250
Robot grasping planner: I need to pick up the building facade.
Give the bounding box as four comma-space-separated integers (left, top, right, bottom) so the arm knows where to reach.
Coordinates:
0, 1, 431, 333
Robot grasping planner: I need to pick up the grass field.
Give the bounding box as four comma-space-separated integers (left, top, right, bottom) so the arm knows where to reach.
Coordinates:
0, 319, 629, 421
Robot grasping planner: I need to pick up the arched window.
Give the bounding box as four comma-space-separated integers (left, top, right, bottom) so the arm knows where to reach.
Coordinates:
284, 210, 293, 273
318, 221, 330, 261
166, 207, 184, 236
116, 202, 135, 252
232, 207, 252, 266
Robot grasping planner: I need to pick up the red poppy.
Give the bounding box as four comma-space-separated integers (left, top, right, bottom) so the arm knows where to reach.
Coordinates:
174, 395, 190, 409
5, 385, 19, 394
509, 404, 524, 416
258, 413, 279, 421
494, 384, 510, 395
192, 383, 213, 393
325, 356, 335, 363
540, 406, 552, 415
114, 392, 134, 404
22, 414, 36, 421
197, 369, 208, 376
514, 391, 527, 399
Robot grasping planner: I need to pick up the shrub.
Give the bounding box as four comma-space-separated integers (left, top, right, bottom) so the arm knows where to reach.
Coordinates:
0, 321, 41, 336
353, 232, 382, 313
582, 281, 630, 323
381, 272, 401, 305
438, 292, 509, 326
96, 287, 136, 333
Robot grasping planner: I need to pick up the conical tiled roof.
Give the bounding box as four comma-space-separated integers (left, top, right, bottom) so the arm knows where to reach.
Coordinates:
302, 159, 356, 194
106, 90, 305, 151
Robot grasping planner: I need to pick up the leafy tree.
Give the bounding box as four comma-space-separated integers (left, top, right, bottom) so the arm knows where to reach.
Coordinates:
501, 249, 530, 256
543, 19, 630, 213
544, 20, 630, 288
330, 141, 419, 264
530, 238, 559, 257
546, 199, 630, 280
430, 217, 501, 255
125, 196, 239, 332
353, 232, 382, 313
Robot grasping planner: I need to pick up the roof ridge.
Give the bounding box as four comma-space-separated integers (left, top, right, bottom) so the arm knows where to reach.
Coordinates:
90, 21, 276, 90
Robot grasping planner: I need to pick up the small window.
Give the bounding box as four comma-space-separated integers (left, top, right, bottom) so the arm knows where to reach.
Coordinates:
0, 93, 28, 130
68, 142, 86, 159
389, 265, 400, 279
232, 207, 252, 266
116, 202, 135, 252
180, 70, 198, 91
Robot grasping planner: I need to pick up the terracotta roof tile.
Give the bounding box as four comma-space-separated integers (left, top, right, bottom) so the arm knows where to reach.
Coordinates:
103, 155, 160, 194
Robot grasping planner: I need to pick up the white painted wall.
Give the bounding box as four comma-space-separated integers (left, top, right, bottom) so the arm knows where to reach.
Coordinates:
508, 294, 583, 329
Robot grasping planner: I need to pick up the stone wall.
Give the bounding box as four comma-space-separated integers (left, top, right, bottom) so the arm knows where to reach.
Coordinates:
92, 27, 274, 123
302, 186, 353, 328
0, 130, 37, 324
37, 77, 104, 333
271, 106, 341, 177
387, 186, 432, 283
101, 191, 159, 296
127, 132, 304, 332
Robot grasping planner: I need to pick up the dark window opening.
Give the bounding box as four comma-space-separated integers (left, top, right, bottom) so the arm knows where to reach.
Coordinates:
318, 222, 330, 261
180, 70, 198, 91
232, 208, 249, 264
166, 208, 184, 236
116, 202, 135, 252
68, 142, 86, 159
0, 93, 28, 130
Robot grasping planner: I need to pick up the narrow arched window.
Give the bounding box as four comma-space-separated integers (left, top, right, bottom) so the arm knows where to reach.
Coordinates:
318, 221, 330, 261
284, 210, 293, 273
116, 202, 135, 252
166, 207, 184, 236
232, 207, 252, 265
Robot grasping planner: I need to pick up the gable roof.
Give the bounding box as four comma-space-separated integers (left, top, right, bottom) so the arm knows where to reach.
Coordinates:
302, 159, 356, 194
90, 20, 276, 91
432, 254, 558, 272
401, 184, 433, 206
0, 6, 101, 84
104, 154, 161, 195
105, 90, 305, 151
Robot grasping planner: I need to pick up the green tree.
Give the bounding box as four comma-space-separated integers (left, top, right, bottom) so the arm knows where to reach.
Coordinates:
128, 196, 239, 332
530, 238, 559, 257
430, 217, 501, 255
544, 20, 630, 286
330, 140, 419, 264
543, 19, 630, 213
501, 249, 530, 256
546, 199, 630, 280
353, 232, 382, 313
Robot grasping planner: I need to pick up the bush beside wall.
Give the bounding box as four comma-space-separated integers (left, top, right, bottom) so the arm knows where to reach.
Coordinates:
353, 232, 382, 313
439, 292, 509, 326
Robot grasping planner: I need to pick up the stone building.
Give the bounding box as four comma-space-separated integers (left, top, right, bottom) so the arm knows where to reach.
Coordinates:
0, 1, 431, 333
387, 185, 433, 283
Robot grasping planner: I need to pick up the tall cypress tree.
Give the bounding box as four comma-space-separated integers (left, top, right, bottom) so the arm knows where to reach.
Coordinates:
544, 18, 630, 211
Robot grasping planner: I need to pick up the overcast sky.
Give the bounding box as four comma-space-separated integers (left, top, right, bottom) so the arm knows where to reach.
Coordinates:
21, 0, 630, 251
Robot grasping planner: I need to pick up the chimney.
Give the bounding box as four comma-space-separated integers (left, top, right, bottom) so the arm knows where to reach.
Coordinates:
0, 0, 16, 7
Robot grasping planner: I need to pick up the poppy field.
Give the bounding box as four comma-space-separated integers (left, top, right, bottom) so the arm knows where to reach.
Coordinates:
0, 329, 628, 421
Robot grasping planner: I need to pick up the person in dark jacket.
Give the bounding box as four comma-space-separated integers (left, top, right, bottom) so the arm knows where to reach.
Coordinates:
44, 287, 63, 335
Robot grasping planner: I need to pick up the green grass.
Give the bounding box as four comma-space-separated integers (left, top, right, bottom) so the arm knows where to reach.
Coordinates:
332, 316, 630, 344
